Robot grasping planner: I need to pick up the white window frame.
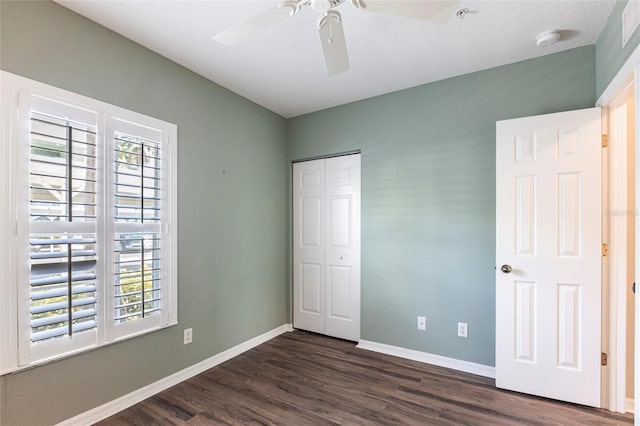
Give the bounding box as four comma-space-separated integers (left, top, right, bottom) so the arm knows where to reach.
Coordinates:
0, 71, 178, 373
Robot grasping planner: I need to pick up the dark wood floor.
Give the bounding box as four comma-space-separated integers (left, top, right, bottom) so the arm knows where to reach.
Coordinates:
98, 330, 634, 425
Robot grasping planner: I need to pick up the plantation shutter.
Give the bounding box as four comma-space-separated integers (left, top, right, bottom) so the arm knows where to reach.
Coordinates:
4, 74, 177, 371
24, 97, 100, 359
108, 118, 167, 337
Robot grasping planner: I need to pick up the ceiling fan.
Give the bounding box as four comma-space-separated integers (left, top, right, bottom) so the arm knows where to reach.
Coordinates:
212, 0, 460, 76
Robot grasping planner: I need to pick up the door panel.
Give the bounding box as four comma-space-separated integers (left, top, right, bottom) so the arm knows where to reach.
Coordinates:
301, 197, 322, 247
557, 283, 580, 368
496, 108, 601, 407
515, 175, 536, 256
325, 155, 360, 341
300, 262, 322, 314
293, 160, 325, 334
330, 196, 351, 247
515, 280, 536, 362
328, 265, 351, 318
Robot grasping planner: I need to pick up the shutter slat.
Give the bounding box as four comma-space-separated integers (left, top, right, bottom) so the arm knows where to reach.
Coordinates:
115, 297, 162, 310
32, 116, 97, 134
31, 259, 96, 275
115, 267, 161, 276
31, 296, 97, 315
31, 320, 97, 342
114, 307, 161, 321
116, 193, 161, 201
30, 250, 96, 260
30, 284, 96, 301
31, 237, 96, 245
31, 308, 97, 328
116, 288, 162, 298
30, 273, 96, 286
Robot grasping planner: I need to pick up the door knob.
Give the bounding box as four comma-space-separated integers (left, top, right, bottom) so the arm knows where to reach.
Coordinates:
501, 264, 512, 274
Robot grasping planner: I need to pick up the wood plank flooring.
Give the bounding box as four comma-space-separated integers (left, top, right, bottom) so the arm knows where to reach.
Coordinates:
98, 330, 633, 425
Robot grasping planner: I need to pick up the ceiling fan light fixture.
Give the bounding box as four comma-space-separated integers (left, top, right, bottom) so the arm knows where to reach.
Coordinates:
536, 30, 561, 48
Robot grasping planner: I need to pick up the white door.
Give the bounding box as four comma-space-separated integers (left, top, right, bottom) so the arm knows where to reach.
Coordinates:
293, 159, 325, 334
293, 154, 361, 341
324, 155, 361, 340
496, 108, 602, 407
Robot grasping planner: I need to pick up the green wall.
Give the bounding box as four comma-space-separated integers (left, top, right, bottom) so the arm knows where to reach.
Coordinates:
0, 0, 611, 424
0, 1, 288, 425
596, 0, 640, 98
288, 46, 597, 367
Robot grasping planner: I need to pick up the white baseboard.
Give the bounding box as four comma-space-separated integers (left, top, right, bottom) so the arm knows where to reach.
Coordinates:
625, 397, 634, 414
357, 339, 495, 379
57, 323, 293, 426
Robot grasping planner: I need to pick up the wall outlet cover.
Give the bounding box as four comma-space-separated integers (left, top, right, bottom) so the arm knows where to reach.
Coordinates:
184, 328, 193, 345
417, 316, 426, 331
457, 322, 468, 338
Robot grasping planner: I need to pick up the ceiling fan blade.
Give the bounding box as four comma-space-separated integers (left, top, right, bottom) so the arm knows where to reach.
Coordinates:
353, 0, 459, 23
213, 3, 299, 46
318, 11, 350, 76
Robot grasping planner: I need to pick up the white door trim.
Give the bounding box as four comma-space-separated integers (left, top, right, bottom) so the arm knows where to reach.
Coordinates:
596, 43, 640, 418
607, 85, 634, 413
635, 62, 640, 425
597, 43, 640, 108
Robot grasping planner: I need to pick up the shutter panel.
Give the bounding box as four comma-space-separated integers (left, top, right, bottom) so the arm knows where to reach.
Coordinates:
28, 112, 99, 344
112, 128, 164, 328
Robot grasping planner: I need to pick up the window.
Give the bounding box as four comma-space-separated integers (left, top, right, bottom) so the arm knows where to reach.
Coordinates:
0, 72, 177, 372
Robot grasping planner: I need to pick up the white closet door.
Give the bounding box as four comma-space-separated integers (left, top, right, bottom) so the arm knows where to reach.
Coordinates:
324, 155, 361, 341
293, 159, 325, 334
293, 154, 361, 341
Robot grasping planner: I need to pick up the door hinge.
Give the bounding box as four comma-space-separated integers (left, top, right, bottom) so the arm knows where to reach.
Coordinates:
602, 243, 608, 257
601, 352, 608, 366
602, 134, 608, 148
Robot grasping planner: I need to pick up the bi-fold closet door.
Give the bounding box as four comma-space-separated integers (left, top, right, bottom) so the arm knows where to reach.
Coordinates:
293, 154, 361, 341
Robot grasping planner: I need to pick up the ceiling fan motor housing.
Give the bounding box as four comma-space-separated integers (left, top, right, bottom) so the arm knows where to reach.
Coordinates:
310, 0, 345, 13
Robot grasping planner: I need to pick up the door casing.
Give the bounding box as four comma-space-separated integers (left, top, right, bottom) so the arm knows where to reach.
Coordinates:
597, 42, 640, 417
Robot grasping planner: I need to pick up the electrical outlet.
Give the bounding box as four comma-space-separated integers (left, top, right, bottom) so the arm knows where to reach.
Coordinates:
417, 316, 426, 331
458, 322, 468, 338
183, 328, 193, 345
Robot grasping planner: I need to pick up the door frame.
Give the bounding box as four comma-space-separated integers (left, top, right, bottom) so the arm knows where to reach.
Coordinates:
596, 43, 640, 416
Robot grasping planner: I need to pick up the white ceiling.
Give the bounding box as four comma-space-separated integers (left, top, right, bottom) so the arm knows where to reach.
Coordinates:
55, 0, 615, 118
